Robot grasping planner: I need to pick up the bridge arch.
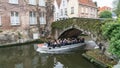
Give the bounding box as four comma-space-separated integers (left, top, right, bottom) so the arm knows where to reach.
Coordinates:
58, 25, 90, 39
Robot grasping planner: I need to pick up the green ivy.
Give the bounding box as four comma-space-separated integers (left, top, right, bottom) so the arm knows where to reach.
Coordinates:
51, 18, 103, 36
51, 18, 114, 42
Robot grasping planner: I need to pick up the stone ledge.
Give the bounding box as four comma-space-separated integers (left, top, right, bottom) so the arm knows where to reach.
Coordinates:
82, 53, 111, 68
0, 39, 43, 48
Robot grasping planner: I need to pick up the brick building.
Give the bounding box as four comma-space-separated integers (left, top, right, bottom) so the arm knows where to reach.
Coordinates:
0, 0, 54, 39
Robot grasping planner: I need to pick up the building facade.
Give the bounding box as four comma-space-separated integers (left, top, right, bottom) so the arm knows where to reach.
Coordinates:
0, 0, 48, 39
67, 0, 79, 18
54, 0, 68, 21
0, 0, 53, 41
54, 0, 98, 21
54, 0, 61, 21
59, 0, 68, 19
78, 0, 97, 18
0, 0, 47, 30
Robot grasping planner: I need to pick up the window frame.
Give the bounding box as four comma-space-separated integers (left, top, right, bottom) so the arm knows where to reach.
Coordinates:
10, 11, 20, 26
40, 12, 46, 24
39, 0, 45, 6
29, 11, 37, 25
29, 0, 36, 5
61, 9, 63, 16
65, 8, 67, 15
71, 7, 74, 14
9, 0, 18, 4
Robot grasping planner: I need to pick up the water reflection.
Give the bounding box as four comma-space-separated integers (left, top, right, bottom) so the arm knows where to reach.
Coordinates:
0, 44, 96, 68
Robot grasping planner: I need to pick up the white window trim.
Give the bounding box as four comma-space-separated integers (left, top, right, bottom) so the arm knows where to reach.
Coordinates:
71, 7, 74, 14
81, 7, 84, 13
40, 12, 46, 24
40, 17, 46, 24
61, 9, 63, 16
10, 12, 20, 25
39, 0, 45, 6
29, 11, 37, 25
9, 0, 18, 4
29, 0, 36, 5
86, 8, 88, 13
65, 8, 67, 15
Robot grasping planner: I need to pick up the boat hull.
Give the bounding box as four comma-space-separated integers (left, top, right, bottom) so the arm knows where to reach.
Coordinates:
36, 43, 85, 53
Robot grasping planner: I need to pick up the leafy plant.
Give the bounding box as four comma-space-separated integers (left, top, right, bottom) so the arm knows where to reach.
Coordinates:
102, 18, 120, 58
99, 10, 112, 18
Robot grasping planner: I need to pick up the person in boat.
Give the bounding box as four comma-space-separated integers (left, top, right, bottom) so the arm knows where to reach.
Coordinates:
47, 40, 51, 47
53, 39, 58, 48
58, 39, 62, 47
46, 37, 85, 48
60, 39, 65, 46
79, 38, 85, 43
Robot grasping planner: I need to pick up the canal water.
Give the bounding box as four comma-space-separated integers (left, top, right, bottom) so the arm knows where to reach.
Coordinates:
0, 44, 97, 68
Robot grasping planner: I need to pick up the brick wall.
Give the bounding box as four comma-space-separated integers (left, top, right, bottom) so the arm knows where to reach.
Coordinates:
0, 0, 47, 31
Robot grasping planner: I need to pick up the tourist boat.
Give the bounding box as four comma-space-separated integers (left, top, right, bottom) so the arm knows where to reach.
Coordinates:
36, 43, 85, 53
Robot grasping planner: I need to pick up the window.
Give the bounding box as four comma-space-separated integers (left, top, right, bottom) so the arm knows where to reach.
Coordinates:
65, 8, 67, 15
11, 11, 20, 25
29, 11, 37, 25
40, 12, 46, 24
81, 7, 84, 13
63, 0, 65, 6
86, 7, 88, 13
0, 16, 1, 26
39, 0, 45, 6
71, 7, 74, 14
61, 9, 63, 16
9, 0, 18, 4
29, 0, 36, 5
57, 13, 59, 18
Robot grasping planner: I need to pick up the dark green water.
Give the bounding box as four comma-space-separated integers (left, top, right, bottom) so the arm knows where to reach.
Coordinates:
0, 44, 97, 68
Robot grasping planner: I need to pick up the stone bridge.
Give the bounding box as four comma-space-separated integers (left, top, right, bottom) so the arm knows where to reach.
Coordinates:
51, 18, 104, 43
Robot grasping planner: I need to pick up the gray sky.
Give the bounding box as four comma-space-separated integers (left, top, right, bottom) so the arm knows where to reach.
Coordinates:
93, 0, 114, 8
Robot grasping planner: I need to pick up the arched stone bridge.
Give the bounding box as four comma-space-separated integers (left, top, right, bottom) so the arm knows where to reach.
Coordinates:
51, 18, 104, 42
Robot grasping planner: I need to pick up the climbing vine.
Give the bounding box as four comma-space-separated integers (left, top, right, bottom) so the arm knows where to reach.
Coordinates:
51, 18, 114, 42
51, 18, 73, 30
51, 18, 102, 35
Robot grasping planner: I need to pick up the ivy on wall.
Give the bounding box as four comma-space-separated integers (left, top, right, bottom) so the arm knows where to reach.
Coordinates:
51, 18, 113, 41
51, 18, 102, 35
